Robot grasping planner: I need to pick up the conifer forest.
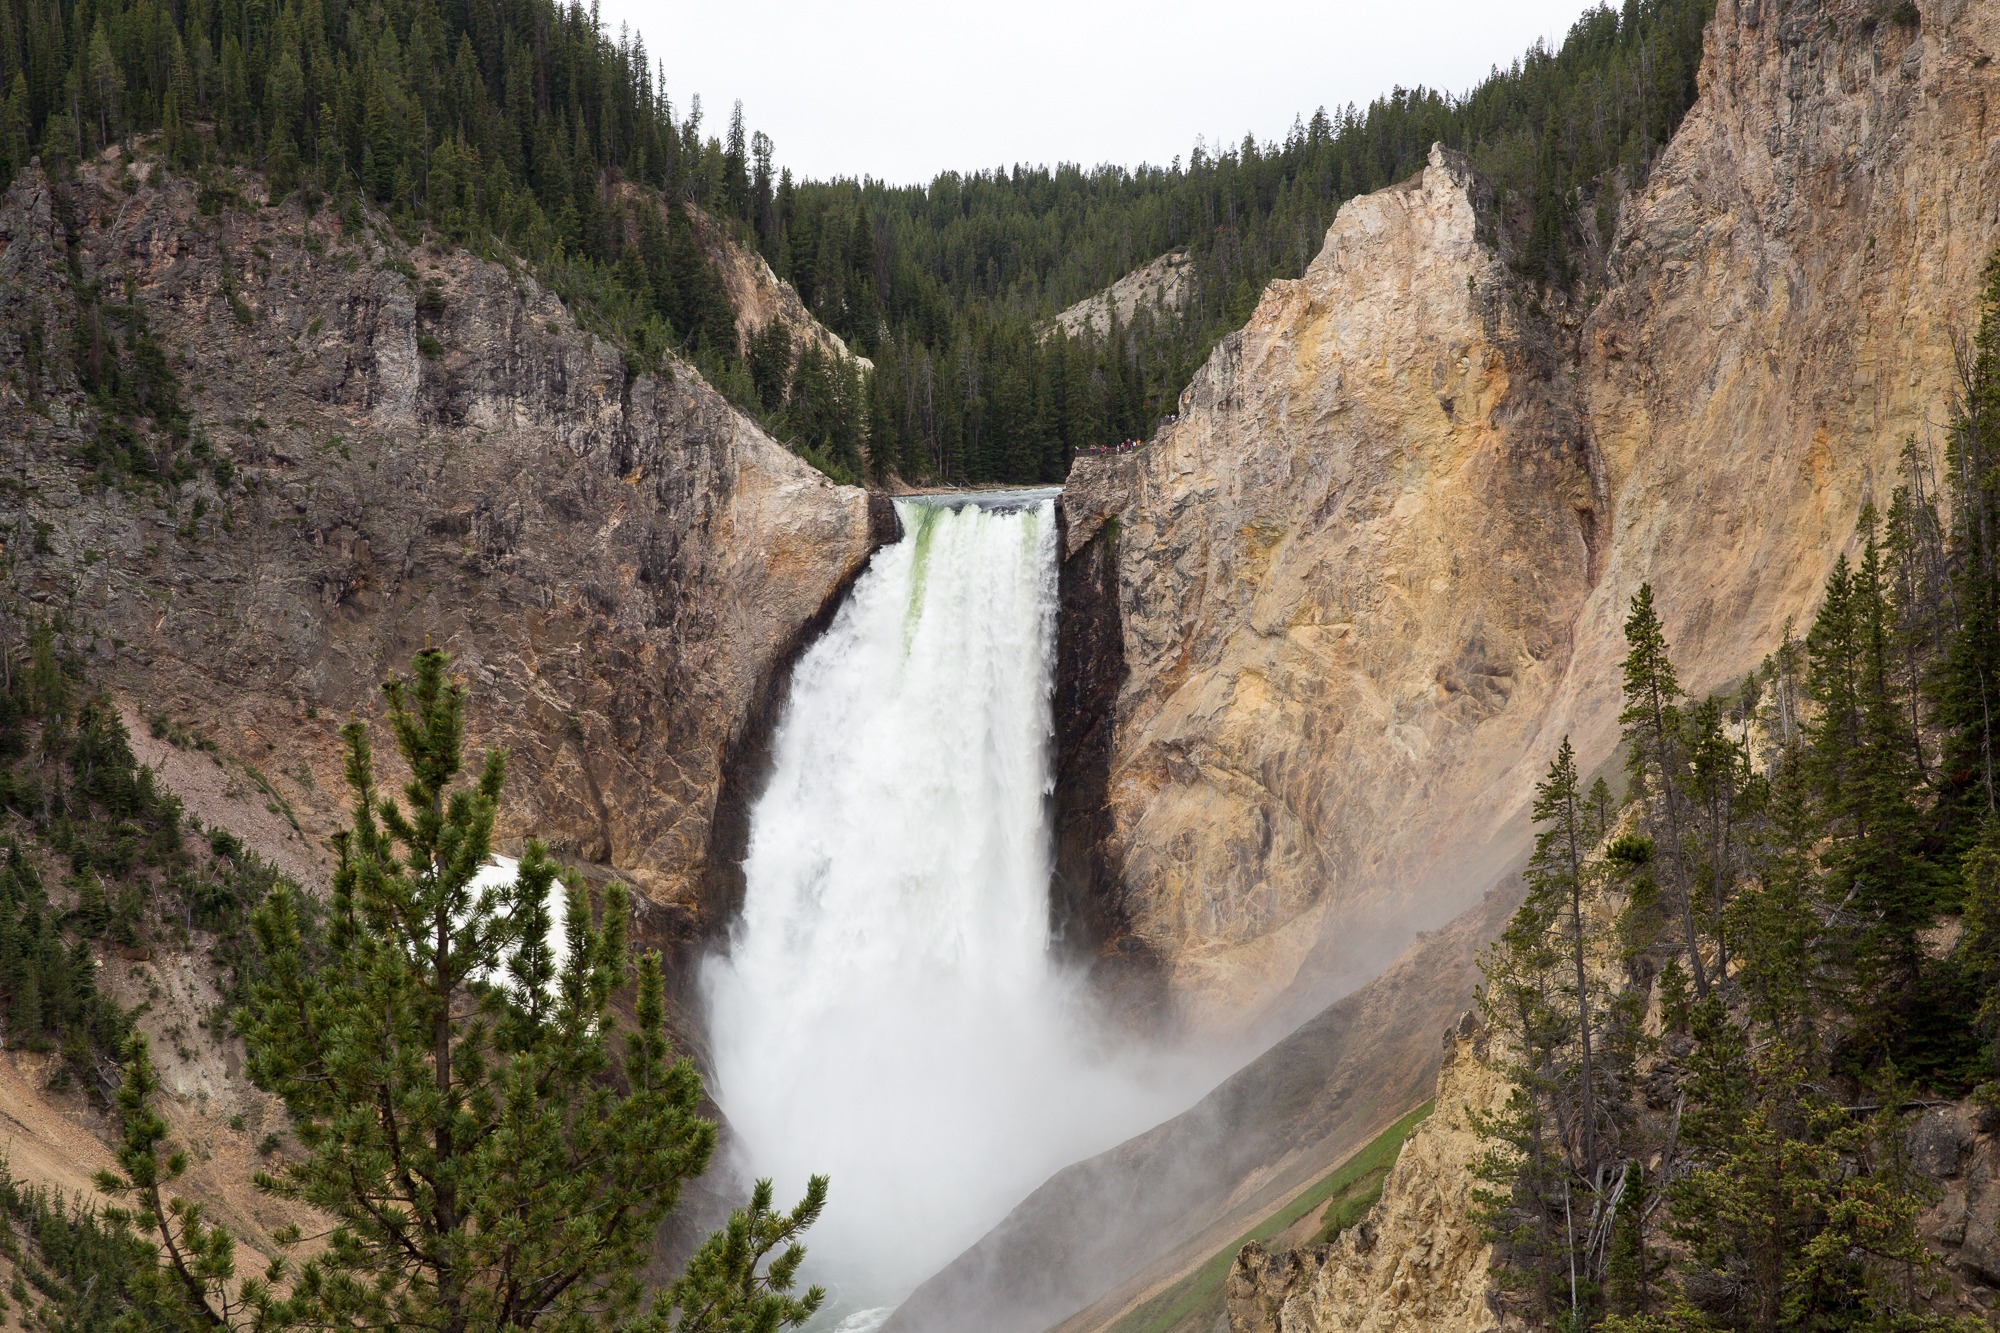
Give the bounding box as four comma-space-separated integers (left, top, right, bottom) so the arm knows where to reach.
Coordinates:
1471, 259, 2000, 1332
0, 0, 1708, 482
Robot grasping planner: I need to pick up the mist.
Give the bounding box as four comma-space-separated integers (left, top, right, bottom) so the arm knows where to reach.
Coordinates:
699, 495, 1219, 1324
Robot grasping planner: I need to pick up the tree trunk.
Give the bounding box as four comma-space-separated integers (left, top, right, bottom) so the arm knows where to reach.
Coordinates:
1566, 791, 1598, 1178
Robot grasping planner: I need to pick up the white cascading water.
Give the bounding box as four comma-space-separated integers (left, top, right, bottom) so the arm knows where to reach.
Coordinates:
702, 493, 1193, 1324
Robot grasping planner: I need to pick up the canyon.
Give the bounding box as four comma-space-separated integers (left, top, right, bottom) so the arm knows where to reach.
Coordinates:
0, 0, 1994, 1323
0, 151, 902, 1273
895, 0, 2000, 1325
1059, 0, 2000, 1035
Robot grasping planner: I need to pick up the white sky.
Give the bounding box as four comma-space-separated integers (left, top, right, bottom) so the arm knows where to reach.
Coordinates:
594, 0, 1605, 186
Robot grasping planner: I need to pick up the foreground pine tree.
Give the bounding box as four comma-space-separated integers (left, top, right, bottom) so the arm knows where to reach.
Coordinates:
1529, 737, 1600, 1179
1619, 584, 1708, 999
105, 648, 825, 1333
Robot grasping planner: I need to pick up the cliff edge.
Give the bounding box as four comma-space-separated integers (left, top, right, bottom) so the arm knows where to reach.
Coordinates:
0, 149, 887, 938
1065, 0, 2000, 1033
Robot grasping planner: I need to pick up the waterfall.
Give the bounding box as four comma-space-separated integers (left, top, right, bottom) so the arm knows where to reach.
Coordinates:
702, 493, 1190, 1321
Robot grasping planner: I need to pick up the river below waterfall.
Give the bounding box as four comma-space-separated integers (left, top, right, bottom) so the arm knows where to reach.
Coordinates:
701, 491, 1200, 1324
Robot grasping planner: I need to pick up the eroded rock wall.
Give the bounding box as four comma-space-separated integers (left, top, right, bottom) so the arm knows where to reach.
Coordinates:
1052, 510, 1154, 995
1224, 1018, 1508, 1333
1067, 0, 2000, 1032
685, 202, 872, 372
1065, 146, 1598, 1025
1539, 0, 2000, 813
1050, 250, 1196, 340
1912, 1102, 2000, 1309
0, 152, 884, 935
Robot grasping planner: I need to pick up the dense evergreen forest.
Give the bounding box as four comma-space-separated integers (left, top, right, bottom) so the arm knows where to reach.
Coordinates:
778, 0, 1710, 483
1472, 254, 2000, 1331
0, 0, 1710, 483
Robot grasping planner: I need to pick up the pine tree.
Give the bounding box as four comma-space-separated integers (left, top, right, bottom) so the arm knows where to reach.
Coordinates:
1729, 748, 1826, 1049
230, 648, 825, 1333
1632, 1041, 1956, 1333
96, 1031, 280, 1331
747, 321, 792, 413
1619, 584, 1706, 997
1931, 256, 2000, 845
1884, 456, 1949, 780
1585, 775, 1615, 844
1806, 556, 1866, 821
1527, 736, 1599, 1178
1956, 817, 2000, 1080
82, 22, 120, 151
1601, 1164, 1652, 1320
1473, 892, 1571, 1326
1685, 695, 1750, 979
161, 35, 195, 169
1804, 539, 1930, 1033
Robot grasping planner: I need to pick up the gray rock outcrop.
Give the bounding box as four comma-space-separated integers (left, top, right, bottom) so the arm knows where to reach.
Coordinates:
0, 152, 888, 935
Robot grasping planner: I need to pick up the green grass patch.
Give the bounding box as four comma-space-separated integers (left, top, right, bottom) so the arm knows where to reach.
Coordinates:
1104, 1100, 1434, 1333
1310, 1140, 1400, 1245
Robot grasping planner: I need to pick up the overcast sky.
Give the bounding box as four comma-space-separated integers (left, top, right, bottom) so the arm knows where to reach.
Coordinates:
591, 0, 1603, 186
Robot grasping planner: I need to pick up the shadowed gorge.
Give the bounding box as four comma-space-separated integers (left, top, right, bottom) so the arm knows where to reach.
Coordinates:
1052, 505, 1156, 1004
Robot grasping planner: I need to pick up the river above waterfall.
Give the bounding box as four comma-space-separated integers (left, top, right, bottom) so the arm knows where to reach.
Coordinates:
700, 494, 1201, 1323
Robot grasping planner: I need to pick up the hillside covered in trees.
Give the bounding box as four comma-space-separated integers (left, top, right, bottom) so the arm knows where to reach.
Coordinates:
1470, 253, 2000, 1330
0, 0, 1712, 482
778, 0, 1710, 483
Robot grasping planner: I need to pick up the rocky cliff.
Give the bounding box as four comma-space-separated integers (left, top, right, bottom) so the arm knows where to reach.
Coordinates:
1063, 0, 2000, 1033
903, 0, 2000, 1325
685, 202, 872, 371
1062, 144, 1593, 1026
1913, 1101, 2000, 1310
1050, 250, 1195, 340
0, 147, 889, 941
1224, 1017, 1508, 1333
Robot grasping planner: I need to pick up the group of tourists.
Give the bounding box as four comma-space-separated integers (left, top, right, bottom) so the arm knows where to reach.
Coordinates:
1082, 438, 1145, 456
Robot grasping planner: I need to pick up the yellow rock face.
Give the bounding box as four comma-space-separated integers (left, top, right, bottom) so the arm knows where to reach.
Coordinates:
1067, 0, 2000, 1032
